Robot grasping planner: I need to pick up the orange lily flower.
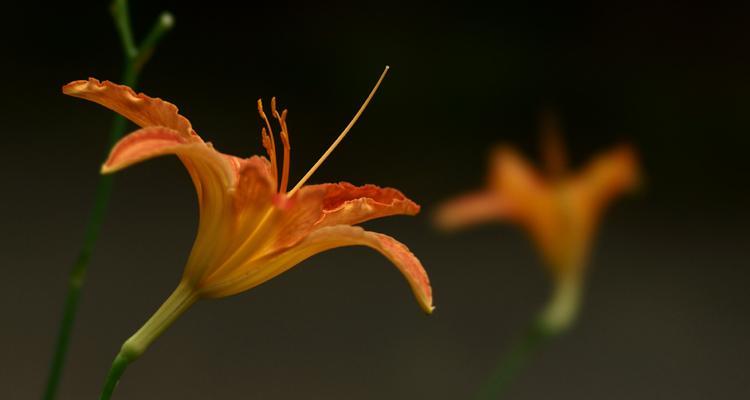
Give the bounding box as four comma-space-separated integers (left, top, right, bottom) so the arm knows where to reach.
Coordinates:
436, 116, 638, 332
63, 67, 433, 363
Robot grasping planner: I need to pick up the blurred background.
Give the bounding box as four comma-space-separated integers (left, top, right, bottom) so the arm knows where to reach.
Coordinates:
1, 1, 748, 399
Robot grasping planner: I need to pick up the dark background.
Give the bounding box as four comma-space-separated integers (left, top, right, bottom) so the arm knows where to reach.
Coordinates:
1, 1, 749, 399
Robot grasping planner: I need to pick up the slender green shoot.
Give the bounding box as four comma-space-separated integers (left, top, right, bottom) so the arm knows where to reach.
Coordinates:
41, 2, 173, 399
474, 320, 554, 400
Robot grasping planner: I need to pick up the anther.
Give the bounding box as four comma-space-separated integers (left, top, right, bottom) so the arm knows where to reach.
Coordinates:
257, 99, 278, 183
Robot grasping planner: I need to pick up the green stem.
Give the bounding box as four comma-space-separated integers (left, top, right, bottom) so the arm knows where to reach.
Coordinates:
133, 11, 175, 73
99, 353, 133, 400
42, 2, 173, 399
99, 282, 198, 400
475, 275, 583, 399
538, 274, 583, 333
42, 173, 116, 400
110, 0, 138, 60
474, 321, 554, 400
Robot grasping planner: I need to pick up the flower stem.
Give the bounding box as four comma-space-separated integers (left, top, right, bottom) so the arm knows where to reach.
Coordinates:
475, 276, 582, 399
42, 2, 173, 399
99, 282, 198, 400
99, 353, 133, 400
474, 321, 554, 400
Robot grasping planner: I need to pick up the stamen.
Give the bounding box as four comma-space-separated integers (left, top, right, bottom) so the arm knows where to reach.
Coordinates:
287, 66, 390, 196
257, 99, 278, 184
271, 97, 291, 194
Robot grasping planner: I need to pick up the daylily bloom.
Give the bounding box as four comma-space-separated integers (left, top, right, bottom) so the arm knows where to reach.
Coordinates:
63, 67, 433, 372
436, 116, 638, 332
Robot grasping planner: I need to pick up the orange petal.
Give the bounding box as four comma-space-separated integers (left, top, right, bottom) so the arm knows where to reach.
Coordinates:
490, 145, 546, 198
268, 185, 330, 251
573, 144, 640, 216
561, 144, 640, 267
233, 156, 277, 212
102, 127, 233, 183
491, 146, 555, 228
182, 156, 277, 284
103, 127, 188, 173
311, 183, 420, 228
227, 156, 277, 249
63, 78, 196, 138
105, 127, 247, 288
201, 184, 328, 285
489, 146, 568, 272
202, 225, 434, 314
433, 190, 512, 231
102, 127, 238, 219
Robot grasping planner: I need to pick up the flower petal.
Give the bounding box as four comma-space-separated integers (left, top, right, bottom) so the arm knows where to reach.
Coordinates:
183, 156, 277, 284
233, 156, 277, 214
223, 156, 277, 252
490, 145, 546, 197
105, 127, 246, 288
267, 186, 330, 252
102, 127, 233, 184
310, 182, 420, 228
103, 127, 187, 173
63, 78, 196, 138
202, 225, 434, 314
572, 144, 639, 216
205, 185, 328, 282
488, 146, 569, 273
553, 144, 639, 274
433, 190, 512, 230
102, 127, 237, 223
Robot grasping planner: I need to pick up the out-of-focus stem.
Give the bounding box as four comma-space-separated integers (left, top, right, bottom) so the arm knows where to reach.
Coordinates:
474, 321, 554, 400
41, 2, 173, 399
475, 275, 582, 399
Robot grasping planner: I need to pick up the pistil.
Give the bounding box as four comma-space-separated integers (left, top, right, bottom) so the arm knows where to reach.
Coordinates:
288, 66, 390, 196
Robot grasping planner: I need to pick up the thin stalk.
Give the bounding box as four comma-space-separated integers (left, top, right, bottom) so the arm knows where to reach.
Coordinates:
41, 2, 173, 399
474, 320, 554, 400
99, 353, 133, 400
99, 282, 198, 400
474, 275, 582, 399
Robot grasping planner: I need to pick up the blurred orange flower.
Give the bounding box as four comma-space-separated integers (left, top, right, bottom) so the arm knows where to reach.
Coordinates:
436, 116, 638, 332
63, 68, 432, 361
